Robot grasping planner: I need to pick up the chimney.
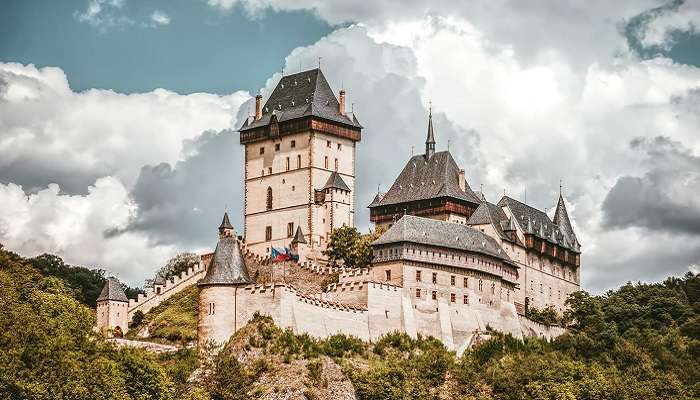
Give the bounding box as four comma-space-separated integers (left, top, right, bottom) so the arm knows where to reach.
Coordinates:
458, 169, 466, 192
339, 89, 346, 115
255, 94, 262, 121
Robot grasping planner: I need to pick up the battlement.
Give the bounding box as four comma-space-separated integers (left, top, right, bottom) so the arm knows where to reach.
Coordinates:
127, 255, 208, 319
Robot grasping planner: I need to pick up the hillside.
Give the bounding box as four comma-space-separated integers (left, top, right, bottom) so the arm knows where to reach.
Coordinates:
2, 245, 699, 399
129, 284, 199, 343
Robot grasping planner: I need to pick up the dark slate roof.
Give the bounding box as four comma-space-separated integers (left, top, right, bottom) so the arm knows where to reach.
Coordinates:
553, 194, 580, 249
466, 201, 511, 241
322, 171, 351, 191
497, 196, 579, 252
372, 215, 512, 263
367, 191, 386, 208
239, 68, 361, 132
372, 151, 481, 208
291, 225, 307, 244
97, 277, 129, 302
199, 236, 252, 286
219, 212, 233, 230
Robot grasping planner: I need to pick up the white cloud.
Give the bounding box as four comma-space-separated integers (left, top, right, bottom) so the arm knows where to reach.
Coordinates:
0, 177, 175, 286
149, 10, 171, 26
0, 62, 248, 194
75, 0, 131, 30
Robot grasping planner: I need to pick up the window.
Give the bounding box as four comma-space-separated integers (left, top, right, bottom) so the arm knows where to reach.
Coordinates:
464, 277, 468, 288
450, 293, 456, 303
275, 143, 280, 151
324, 156, 329, 169
451, 275, 455, 286
291, 140, 296, 148
287, 222, 294, 238
416, 288, 421, 298
432, 272, 437, 284
297, 155, 302, 168
463, 295, 469, 304
491, 283, 495, 294
259, 147, 265, 155
432, 291, 437, 300
385, 270, 391, 281
334, 158, 339, 170
540, 283, 543, 294
479, 280, 483, 291
285, 157, 290, 171
265, 226, 272, 241
209, 302, 215, 315
327, 140, 331, 148
416, 270, 421, 282
268, 167, 272, 174
266, 187, 273, 210
337, 143, 342, 150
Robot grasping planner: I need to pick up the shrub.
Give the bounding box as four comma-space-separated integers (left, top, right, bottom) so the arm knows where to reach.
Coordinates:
306, 359, 323, 387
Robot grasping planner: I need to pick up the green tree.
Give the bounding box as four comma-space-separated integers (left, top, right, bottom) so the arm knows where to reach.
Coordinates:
324, 226, 381, 268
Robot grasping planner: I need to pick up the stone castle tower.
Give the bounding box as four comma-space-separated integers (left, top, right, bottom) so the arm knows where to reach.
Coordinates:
95, 276, 129, 336
238, 68, 362, 262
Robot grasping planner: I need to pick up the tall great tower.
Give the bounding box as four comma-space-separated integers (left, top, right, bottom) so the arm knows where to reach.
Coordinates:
239, 68, 362, 262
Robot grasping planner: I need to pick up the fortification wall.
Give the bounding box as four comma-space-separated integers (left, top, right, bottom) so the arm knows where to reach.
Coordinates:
518, 315, 566, 340
127, 261, 206, 319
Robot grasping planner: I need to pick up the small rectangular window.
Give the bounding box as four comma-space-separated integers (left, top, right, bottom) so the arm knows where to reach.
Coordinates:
464, 277, 468, 287
286, 157, 290, 171
416, 288, 421, 298
463, 295, 469, 304
416, 270, 421, 282
451, 275, 455, 286
275, 143, 280, 151
297, 155, 302, 168
265, 226, 272, 241
432, 291, 437, 300
450, 293, 456, 303
324, 156, 328, 169
287, 222, 294, 238
259, 147, 265, 155
327, 140, 331, 148
432, 272, 437, 284
337, 143, 342, 150
291, 140, 296, 148
385, 270, 391, 281
334, 158, 339, 170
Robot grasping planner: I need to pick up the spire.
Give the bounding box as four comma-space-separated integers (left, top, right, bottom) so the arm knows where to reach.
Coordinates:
218, 212, 235, 239
291, 225, 307, 245
553, 193, 579, 248
425, 103, 435, 159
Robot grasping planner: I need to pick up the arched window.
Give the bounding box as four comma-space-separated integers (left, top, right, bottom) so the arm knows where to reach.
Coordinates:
266, 187, 273, 210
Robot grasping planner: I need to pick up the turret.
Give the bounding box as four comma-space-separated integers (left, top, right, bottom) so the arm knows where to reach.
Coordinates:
218, 212, 235, 239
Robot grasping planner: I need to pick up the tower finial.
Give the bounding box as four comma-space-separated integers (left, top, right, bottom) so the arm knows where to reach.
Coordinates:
318, 56, 322, 69
425, 104, 435, 159
559, 179, 563, 196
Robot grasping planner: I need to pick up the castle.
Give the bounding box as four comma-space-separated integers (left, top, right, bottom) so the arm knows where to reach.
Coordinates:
96, 68, 578, 353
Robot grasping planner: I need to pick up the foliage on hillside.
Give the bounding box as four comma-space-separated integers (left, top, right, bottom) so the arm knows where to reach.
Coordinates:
130, 284, 199, 343
147, 252, 200, 288
0, 248, 179, 399
28, 253, 143, 307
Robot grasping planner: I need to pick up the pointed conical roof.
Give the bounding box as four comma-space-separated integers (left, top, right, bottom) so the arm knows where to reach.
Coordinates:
322, 171, 351, 191
426, 110, 435, 145
553, 194, 579, 247
291, 225, 307, 244
97, 277, 129, 302
219, 212, 234, 230
199, 236, 252, 286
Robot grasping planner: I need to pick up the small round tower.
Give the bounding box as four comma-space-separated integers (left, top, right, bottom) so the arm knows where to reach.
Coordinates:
198, 213, 253, 350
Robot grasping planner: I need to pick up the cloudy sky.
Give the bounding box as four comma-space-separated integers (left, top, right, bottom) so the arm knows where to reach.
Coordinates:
1, 0, 700, 291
